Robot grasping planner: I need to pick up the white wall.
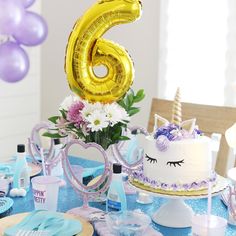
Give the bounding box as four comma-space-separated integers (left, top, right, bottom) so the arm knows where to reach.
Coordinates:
0, 2, 41, 161
41, 0, 160, 129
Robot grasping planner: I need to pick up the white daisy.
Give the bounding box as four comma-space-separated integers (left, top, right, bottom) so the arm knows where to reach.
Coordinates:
81, 101, 105, 121
87, 110, 109, 132
119, 106, 130, 123
104, 103, 123, 126
59, 94, 81, 111
81, 102, 95, 120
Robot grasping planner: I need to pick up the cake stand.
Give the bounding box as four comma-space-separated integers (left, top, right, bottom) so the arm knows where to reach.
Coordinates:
130, 176, 229, 228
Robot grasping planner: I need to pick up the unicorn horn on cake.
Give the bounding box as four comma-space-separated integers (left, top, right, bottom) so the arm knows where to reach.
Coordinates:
171, 88, 196, 133
171, 87, 182, 126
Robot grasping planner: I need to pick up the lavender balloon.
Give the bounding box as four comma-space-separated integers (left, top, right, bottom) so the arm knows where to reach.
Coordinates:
0, 41, 29, 83
0, 0, 25, 35
21, 0, 35, 8
13, 11, 48, 46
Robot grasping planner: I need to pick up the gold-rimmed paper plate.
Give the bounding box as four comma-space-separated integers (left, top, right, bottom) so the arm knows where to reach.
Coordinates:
0, 212, 94, 236
130, 175, 229, 198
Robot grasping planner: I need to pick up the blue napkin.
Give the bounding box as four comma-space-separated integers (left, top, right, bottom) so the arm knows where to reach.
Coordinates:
4, 210, 82, 236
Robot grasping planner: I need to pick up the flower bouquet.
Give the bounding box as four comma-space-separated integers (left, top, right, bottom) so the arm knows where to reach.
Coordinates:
44, 89, 145, 150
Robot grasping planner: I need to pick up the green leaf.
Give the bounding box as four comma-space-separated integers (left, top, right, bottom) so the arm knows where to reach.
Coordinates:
133, 89, 145, 103
60, 109, 67, 119
136, 89, 145, 97
129, 89, 135, 96
111, 125, 122, 139
48, 116, 60, 124
126, 93, 134, 108
128, 107, 140, 116
133, 93, 145, 103
117, 136, 130, 141
43, 132, 67, 138
117, 99, 126, 109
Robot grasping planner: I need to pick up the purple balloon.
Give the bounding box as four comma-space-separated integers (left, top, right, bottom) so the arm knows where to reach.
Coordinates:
0, 41, 29, 83
21, 0, 35, 8
0, 0, 25, 35
13, 11, 48, 46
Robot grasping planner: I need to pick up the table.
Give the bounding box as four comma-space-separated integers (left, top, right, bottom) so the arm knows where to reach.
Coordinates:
2, 157, 236, 236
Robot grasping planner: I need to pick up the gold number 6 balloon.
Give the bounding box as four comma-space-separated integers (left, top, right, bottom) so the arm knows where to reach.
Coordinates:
65, 0, 142, 103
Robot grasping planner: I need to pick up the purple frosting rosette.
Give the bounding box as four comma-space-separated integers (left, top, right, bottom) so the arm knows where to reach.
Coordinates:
154, 123, 202, 152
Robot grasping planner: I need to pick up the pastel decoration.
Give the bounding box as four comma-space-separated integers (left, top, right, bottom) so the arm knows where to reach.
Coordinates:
0, 41, 29, 83
13, 11, 48, 46
65, 0, 142, 103
0, 0, 47, 83
171, 87, 182, 126
0, 0, 25, 35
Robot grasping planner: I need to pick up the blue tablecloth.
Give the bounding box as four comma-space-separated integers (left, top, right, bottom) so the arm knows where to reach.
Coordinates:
3, 157, 236, 236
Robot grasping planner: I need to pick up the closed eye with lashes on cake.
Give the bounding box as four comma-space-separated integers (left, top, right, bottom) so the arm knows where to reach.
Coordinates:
166, 159, 184, 167
145, 154, 157, 164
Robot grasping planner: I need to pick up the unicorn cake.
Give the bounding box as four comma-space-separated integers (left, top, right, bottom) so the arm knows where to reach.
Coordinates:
134, 89, 216, 191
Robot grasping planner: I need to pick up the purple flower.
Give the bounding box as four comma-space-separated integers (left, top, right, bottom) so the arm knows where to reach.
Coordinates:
156, 135, 170, 151
154, 124, 180, 141
154, 123, 203, 143
67, 101, 85, 127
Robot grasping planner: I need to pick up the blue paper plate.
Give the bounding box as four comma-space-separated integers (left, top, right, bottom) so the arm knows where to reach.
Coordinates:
0, 197, 14, 214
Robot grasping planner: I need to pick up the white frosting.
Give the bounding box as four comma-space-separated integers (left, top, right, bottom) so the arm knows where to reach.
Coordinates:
143, 136, 212, 185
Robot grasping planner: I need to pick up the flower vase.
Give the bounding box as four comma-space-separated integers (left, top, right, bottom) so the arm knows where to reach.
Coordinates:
105, 145, 117, 163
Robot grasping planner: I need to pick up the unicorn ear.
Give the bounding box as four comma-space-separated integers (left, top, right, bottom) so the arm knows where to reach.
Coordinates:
153, 114, 169, 131
180, 118, 196, 133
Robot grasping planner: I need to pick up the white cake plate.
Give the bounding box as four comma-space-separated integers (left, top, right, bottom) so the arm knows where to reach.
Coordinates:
130, 176, 229, 228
